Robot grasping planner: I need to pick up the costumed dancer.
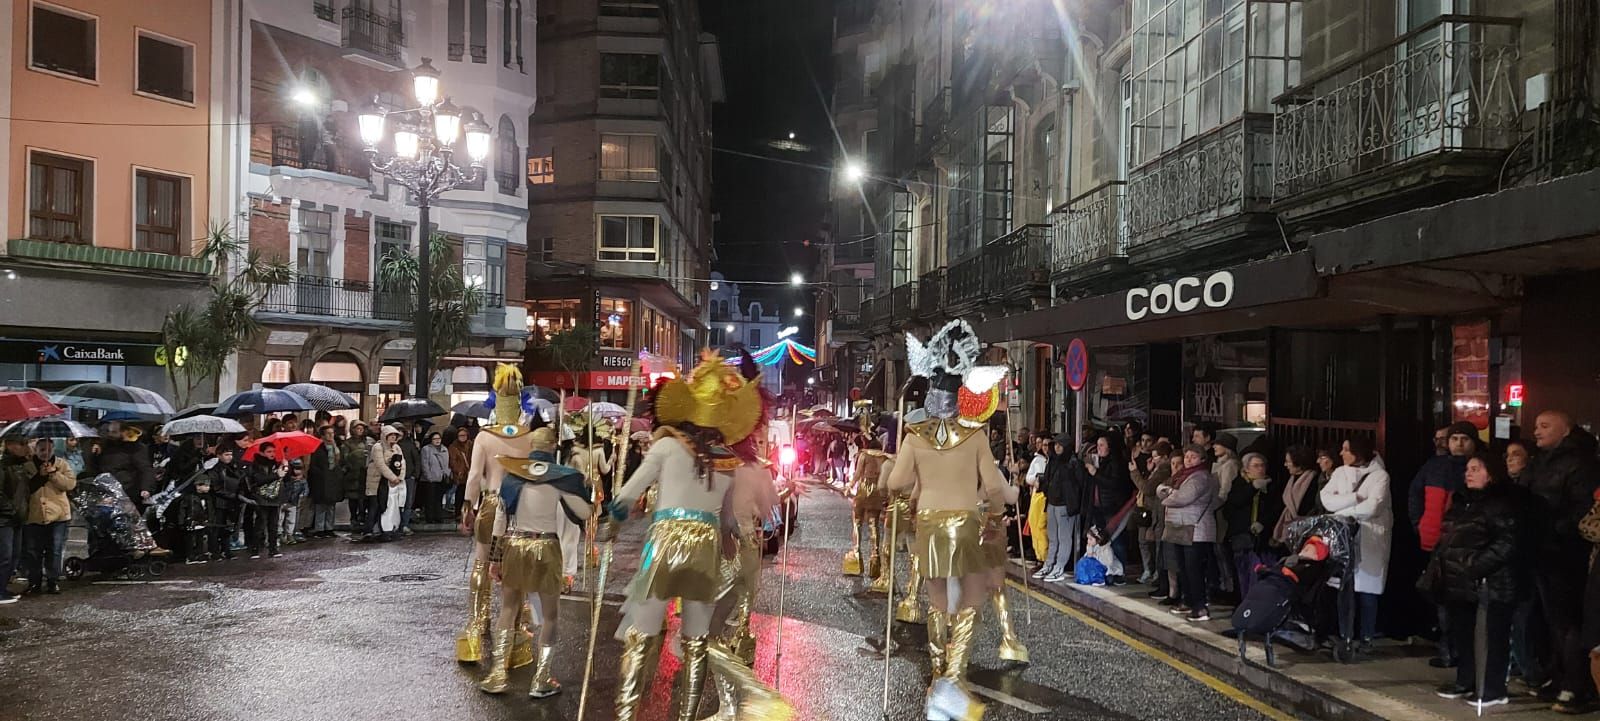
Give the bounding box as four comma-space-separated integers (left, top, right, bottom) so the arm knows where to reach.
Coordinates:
843, 439, 889, 579
607, 351, 763, 721
561, 410, 613, 590
457, 364, 539, 666
978, 504, 1029, 665
479, 427, 591, 696
886, 320, 1016, 721
871, 419, 925, 625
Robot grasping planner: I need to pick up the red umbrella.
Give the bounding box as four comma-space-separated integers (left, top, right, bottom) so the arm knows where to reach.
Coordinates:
243, 430, 323, 462
629, 417, 652, 433
0, 389, 64, 422
562, 396, 590, 412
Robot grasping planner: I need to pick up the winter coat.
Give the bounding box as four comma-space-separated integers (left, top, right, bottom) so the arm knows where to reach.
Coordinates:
1408, 453, 1468, 551
95, 439, 157, 501
166, 444, 206, 488
367, 442, 405, 496
1089, 455, 1135, 523
25, 458, 77, 524
1273, 469, 1322, 547
1136, 460, 1172, 543
207, 460, 249, 510
1, 455, 33, 526
399, 437, 421, 482
246, 458, 288, 507
1041, 454, 1085, 514
420, 444, 450, 484
307, 444, 344, 505
1161, 467, 1219, 543
1321, 462, 1394, 594
1429, 482, 1530, 605
177, 491, 217, 530
1527, 428, 1600, 555
1220, 474, 1285, 553
340, 438, 369, 500
1212, 451, 1241, 502
448, 440, 472, 486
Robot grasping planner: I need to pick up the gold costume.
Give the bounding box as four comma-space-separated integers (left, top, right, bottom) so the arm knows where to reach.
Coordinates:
458, 363, 534, 664
500, 533, 564, 596
625, 510, 723, 604
914, 509, 986, 579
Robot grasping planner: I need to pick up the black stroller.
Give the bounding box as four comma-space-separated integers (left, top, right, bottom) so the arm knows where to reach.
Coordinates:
64, 473, 167, 580
1232, 515, 1360, 666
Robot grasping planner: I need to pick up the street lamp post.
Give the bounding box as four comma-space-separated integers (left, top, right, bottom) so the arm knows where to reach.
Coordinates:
357, 58, 492, 400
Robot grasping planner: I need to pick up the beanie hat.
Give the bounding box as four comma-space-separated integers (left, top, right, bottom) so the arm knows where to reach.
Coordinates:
1446, 421, 1479, 441
1214, 433, 1238, 452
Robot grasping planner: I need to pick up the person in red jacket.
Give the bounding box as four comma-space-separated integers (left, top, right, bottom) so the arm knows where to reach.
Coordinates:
1408, 421, 1479, 669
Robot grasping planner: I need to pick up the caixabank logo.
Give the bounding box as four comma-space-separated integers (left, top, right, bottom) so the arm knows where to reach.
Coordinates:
36, 344, 127, 363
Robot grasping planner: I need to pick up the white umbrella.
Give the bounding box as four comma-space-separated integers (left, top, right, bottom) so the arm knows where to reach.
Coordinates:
160, 414, 247, 436
282, 383, 359, 411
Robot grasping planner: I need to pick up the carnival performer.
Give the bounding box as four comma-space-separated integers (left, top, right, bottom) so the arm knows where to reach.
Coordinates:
560, 411, 612, 590
607, 351, 763, 721
979, 505, 1030, 664
456, 364, 539, 666
843, 438, 889, 578
886, 320, 1016, 721
479, 427, 590, 696
870, 414, 926, 625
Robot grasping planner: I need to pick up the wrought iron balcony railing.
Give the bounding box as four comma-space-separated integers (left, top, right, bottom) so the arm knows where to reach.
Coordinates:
1050, 181, 1127, 273
341, 6, 405, 63
261, 275, 413, 322
1273, 15, 1521, 199
988, 224, 1050, 300
891, 281, 917, 319
1126, 117, 1272, 249
947, 254, 985, 307
916, 268, 945, 314
266, 125, 371, 179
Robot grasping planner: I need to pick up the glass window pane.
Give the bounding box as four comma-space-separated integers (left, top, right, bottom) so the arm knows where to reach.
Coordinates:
1224, 62, 1244, 120
1249, 3, 1268, 58
1183, 88, 1199, 139
1185, 0, 1202, 38
1289, 2, 1303, 57
1226, 5, 1245, 64
1268, 2, 1287, 57
1204, 21, 1223, 77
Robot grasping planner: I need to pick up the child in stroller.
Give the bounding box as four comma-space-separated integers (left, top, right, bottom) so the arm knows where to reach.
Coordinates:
64, 473, 170, 580
1232, 514, 1360, 666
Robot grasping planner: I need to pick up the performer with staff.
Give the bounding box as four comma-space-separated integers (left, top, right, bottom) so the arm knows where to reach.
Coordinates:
886, 320, 1016, 721
843, 437, 889, 579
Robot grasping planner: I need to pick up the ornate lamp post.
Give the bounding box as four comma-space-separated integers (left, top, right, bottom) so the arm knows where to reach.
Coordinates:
358, 58, 492, 400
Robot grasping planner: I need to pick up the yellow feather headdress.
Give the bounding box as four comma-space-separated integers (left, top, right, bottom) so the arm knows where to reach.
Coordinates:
651, 350, 764, 446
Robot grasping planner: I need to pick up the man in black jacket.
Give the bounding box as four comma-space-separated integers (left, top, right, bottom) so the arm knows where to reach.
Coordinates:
1528, 411, 1600, 713
0, 440, 32, 604
94, 423, 157, 507
398, 422, 422, 535
207, 448, 248, 559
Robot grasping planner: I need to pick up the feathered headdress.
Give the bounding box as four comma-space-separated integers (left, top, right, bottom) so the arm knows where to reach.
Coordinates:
651, 349, 765, 445
481, 363, 530, 438
905, 319, 1006, 424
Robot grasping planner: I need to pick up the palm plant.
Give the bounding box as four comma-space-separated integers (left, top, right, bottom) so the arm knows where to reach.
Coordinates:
378, 233, 485, 370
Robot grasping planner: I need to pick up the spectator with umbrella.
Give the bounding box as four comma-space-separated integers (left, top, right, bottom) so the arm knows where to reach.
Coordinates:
92, 421, 157, 507
245, 442, 289, 558
341, 421, 372, 531
19, 436, 76, 595
2, 437, 30, 604
307, 426, 344, 538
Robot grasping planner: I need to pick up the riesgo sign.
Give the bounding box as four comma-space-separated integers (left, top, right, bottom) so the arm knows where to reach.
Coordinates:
1124, 271, 1235, 321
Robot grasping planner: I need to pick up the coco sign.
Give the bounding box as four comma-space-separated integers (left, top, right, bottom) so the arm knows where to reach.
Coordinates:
1125, 270, 1235, 321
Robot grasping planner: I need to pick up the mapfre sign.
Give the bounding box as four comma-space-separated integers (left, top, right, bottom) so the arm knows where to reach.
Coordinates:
1125, 271, 1235, 320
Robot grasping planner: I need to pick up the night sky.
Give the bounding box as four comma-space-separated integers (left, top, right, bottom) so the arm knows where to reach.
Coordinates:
701, 0, 835, 334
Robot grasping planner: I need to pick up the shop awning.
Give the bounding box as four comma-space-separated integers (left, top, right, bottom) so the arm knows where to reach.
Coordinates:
977, 251, 1326, 347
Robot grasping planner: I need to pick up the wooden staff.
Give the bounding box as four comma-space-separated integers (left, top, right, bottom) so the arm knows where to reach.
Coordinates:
880, 393, 908, 720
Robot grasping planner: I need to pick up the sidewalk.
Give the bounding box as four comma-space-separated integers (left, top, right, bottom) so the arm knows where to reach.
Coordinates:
1010, 567, 1574, 721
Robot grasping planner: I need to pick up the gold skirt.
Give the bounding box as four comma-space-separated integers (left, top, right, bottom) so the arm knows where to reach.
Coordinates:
474, 495, 501, 545
979, 514, 1009, 570
913, 509, 984, 579
852, 491, 886, 521
883, 496, 916, 535
626, 510, 722, 604
501, 535, 563, 596
716, 530, 763, 604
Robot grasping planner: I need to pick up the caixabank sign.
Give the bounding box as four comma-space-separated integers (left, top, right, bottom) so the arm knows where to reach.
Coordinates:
0, 339, 160, 366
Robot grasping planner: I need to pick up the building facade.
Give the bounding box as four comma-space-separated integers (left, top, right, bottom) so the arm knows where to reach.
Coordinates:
707, 271, 785, 398
0, 0, 223, 398
229, 0, 534, 418
522, 0, 721, 400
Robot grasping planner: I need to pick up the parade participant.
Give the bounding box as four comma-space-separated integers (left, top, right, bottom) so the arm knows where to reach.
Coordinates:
607, 351, 763, 721
477, 427, 589, 696
561, 409, 613, 590
886, 320, 1016, 721
843, 437, 889, 578
455, 364, 539, 665
979, 504, 1029, 664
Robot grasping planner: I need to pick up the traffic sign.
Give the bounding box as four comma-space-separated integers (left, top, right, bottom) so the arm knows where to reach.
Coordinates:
1064, 338, 1089, 391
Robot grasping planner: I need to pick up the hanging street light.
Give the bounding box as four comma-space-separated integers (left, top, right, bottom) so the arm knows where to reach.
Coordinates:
356, 57, 492, 401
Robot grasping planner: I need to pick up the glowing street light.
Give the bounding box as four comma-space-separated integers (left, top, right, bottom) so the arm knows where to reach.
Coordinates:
725, 324, 735, 333
790, 272, 804, 286
793, 307, 804, 318
842, 160, 866, 184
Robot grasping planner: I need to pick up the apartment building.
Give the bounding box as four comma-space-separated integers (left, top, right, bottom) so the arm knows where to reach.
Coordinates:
0, 0, 221, 396
523, 0, 722, 401
229, 0, 534, 417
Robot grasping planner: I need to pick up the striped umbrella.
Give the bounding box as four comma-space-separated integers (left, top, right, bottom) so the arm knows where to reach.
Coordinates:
0, 417, 99, 440
282, 383, 358, 411
53, 383, 175, 417
215, 389, 315, 417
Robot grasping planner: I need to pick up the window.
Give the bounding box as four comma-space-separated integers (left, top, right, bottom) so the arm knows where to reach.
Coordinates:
496, 116, 520, 194
135, 170, 186, 255
469, 0, 488, 63
528, 299, 579, 341
600, 53, 661, 99
297, 208, 333, 277
597, 215, 658, 262
447, 0, 464, 60
464, 239, 506, 305
30, 3, 96, 81
536, 237, 555, 262
527, 138, 554, 184
136, 32, 194, 103
502, 0, 523, 70
600, 1, 661, 17
375, 220, 411, 280
600, 134, 659, 181
599, 298, 632, 349
748, 328, 761, 348
27, 152, 91, 244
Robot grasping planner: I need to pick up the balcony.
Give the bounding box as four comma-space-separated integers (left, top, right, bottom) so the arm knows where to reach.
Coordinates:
832, 311, 864, 342
264, 125, 371, 180
341, 6, 405, 69
1273, 16, 1521, 210
917, 87, 951, 159
947, 254, 985, 307
891, 281, 917, 319
915, 268, 945, 317
495, 171, 520, 195
988, 224, 1050, 304
260, 275, 412, 322
1126, 116, 1273, 252
860, 295, 888, 331
1051, 180, 1127, 275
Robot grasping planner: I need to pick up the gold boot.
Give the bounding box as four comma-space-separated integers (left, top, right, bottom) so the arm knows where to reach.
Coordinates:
456, 560, 492, 663
704, 642, 795, 721
944, 607, 980, 682
641, 632, 667, 695
866, 523, 883, 579
677, 635, 711, 721
615, 628, 656, 721
926, 609, 949, 677
477, 629, 514, 694
510, 602, 535, 668
528, 644, 560, 698
698, 672, 739, 721
894, 554, 925, 623
992, 591, 1030, 664
841, 547, 862, 576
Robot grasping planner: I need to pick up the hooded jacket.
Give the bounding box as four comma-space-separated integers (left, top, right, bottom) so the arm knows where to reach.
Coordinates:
247, 456, 288, 507
1430, 482, 1530, 604
95, 439, 157, 501
1408, 453, 1468, 551
207, 458, 249, 509
1527, 427, 1600, 554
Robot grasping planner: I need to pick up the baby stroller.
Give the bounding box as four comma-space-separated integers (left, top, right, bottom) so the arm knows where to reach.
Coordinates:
1231, 515, 1359, 666
63, 473, 167, 581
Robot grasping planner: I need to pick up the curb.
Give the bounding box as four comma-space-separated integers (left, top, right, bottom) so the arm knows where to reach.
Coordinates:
1008, 566, 1424, 721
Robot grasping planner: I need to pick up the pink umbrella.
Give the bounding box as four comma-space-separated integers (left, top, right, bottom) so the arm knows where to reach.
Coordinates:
562, 396, 590, 412
0, 389, 64, 422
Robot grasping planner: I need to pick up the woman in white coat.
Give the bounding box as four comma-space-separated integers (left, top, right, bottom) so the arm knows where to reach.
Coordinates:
1319, 435, 1392, 648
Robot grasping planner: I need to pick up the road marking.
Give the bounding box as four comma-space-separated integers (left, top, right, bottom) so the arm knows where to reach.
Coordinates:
1008, 580, 1298, 721
967, 683, 1052, 714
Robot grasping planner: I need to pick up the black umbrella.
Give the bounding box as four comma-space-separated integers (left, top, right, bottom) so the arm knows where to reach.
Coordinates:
0, 417, 99, 440
53, 383, 175, 417
215, 389, 314, 417
525, 385, 559, 404
379, 397, 447, 424
173, 403, 218, 420
451, 399, 491, 419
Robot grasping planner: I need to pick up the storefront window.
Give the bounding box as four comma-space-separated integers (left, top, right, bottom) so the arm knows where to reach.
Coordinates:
528, 298, 580, 343
599, 297, 632, 349
1452, 319, 1491, 432
1184, 333, 1268, 430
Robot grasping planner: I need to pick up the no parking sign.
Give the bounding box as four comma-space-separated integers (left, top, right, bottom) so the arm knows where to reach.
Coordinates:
1063, 338, 1089, 392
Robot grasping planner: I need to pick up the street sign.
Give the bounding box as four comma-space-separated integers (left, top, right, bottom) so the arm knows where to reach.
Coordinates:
1064, 338, 1089, 392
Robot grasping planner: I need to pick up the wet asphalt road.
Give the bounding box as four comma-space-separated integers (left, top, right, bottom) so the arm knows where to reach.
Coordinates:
0, 478, 1282, 721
